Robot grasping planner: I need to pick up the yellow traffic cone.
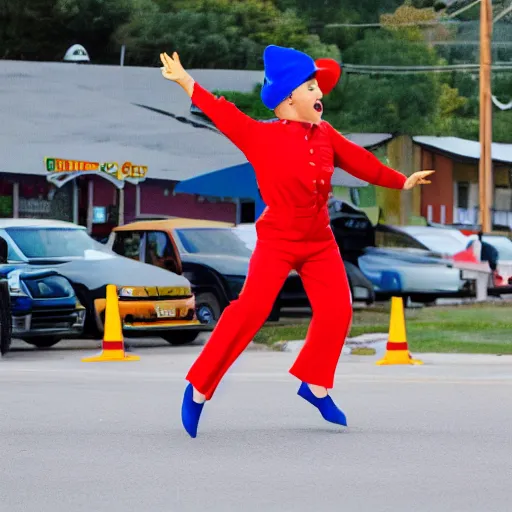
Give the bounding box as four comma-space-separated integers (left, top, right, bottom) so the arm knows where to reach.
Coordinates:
376, 296, 423, 366
82, 284, 140, 362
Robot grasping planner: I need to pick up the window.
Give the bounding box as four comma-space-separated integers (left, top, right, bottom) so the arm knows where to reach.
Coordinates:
145, 231, 179, 272
457, 182, 470, 209
175, 228, 253, 257
494, 187, 512, 211
375, 230, 426, 250
483, 236, 512, 260
112, 231, 143, 261
414, 234, 466, 255
146, 231, 175, 260
6, 228, 106, 259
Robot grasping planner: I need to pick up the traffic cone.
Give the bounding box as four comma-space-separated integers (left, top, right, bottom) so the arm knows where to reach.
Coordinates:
82, 284, 140, 362
376, 296, 422, 366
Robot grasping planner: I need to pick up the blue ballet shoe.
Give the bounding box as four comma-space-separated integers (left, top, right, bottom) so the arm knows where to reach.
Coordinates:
297, 382, 347, 426
181, 383, 205, 438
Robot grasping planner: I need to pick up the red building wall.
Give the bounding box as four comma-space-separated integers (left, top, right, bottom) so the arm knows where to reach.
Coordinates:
420, 150, 454, 224
138, 179, 237, 223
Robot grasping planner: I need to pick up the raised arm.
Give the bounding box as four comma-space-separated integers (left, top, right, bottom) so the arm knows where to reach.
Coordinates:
160, 52, 258, 152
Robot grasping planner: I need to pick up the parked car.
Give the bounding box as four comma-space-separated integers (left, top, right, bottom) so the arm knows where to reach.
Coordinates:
0, 219, 208, 346
357, 246, 475, 303
109, 218, 328, 324
0, 264, 86, 348
377, 224, 512, 295
321, 205, 477, 303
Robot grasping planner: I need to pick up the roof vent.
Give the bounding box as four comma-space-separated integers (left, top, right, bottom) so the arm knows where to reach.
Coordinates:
63, 44, 90, 63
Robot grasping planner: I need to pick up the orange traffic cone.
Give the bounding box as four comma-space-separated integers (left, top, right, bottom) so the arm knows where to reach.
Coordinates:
376, 296, 422, 366
82, 284, 140, 362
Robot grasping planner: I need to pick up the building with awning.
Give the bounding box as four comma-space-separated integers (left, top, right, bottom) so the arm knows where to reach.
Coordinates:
0, 58, 399, 233
413, 136, 512, 229
6, 58, 506, 233
0, 59, 258, 237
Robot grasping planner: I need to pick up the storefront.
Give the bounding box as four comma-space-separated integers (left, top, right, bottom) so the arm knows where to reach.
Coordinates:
1, 155, 238, 236
43, 157, 147, 239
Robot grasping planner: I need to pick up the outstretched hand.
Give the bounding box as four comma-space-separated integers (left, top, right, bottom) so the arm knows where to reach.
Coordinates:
403, 170, 435, 190
160, 51, 195, 96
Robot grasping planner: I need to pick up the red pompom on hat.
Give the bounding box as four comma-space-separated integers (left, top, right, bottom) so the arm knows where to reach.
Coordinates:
314, 58, 342, 96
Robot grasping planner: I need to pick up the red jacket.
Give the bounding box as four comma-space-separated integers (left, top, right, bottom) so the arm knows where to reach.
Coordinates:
192, 83, 407, 242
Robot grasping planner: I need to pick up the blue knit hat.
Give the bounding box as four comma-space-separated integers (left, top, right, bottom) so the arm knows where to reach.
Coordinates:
260, 45, 341, 110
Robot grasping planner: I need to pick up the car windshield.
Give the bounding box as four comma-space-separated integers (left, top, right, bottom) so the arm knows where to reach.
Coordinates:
6, 227, 111, 259
413, 234, 467, 255
484, 236, 512, 260
175, 228, 253, 257
233, 227, 257, 250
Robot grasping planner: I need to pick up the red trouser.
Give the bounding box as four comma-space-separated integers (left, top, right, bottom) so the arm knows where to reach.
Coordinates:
186, 236, 353, 400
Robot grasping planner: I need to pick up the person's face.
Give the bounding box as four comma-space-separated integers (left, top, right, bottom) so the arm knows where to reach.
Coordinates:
289, 77, 324, 123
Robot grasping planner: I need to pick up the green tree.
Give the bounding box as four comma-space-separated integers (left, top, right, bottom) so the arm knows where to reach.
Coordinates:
0, 0, 69, 60
115, 0, 339, 68
56, 0, 136, 62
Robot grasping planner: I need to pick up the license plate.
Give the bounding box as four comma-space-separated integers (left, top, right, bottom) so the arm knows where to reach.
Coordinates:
155, 307, 176, 318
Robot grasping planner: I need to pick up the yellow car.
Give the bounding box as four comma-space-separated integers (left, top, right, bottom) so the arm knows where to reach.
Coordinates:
92, 284, 201, 341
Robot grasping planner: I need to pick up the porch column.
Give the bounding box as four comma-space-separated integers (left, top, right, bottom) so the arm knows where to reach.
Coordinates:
87, 179, 94, 233
135, 184, 141, 218
72, 179, 79, 224
234, 198, 241, 224
12, 181, 19, 218
118, 187, 125, 226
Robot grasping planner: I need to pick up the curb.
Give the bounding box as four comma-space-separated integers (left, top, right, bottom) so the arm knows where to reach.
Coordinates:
268, 333, 388, 355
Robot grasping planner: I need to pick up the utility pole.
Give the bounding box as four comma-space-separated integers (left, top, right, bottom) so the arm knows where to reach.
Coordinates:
479, 0, 493, 233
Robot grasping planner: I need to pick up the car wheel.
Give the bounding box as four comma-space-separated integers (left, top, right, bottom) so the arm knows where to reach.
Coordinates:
161, 331, 200, 346
0, 281, 12, 356
22, 336, 62, 349
195, 292, 221, 325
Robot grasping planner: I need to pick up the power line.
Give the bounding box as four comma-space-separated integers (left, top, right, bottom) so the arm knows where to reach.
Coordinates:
494, 3, 512, 23
428, 41, 512, 46
342, 62, 512, 74
448, 0, 482, 18
325, 20, 461, 28
325, 0, 512, 29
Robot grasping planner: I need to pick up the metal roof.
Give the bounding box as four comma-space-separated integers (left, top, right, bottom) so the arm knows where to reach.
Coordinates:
413, 136, 512, 164
0, 60, 254, 180
343, 133, 393, 149
0, 59, 395, 185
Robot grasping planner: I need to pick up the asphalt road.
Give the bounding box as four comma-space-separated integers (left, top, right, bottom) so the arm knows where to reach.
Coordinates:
1, 338, 512, 512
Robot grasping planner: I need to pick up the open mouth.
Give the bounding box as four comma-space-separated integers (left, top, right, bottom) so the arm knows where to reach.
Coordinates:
313, 101, 323, 113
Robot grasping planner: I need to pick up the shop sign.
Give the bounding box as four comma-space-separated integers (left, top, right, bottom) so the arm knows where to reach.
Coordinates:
44, 158, 148, 183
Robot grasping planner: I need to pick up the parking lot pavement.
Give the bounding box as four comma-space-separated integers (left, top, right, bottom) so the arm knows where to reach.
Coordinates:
2, 342, 512, 512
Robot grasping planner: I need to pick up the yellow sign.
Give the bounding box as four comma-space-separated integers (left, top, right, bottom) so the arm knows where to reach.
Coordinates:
45, 158, 148, 182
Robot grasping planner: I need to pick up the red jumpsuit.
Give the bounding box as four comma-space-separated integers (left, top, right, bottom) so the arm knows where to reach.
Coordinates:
186, 83, 407, 400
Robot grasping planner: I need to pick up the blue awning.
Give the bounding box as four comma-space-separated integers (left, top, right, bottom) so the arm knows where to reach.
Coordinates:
174, 162, 258, 199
